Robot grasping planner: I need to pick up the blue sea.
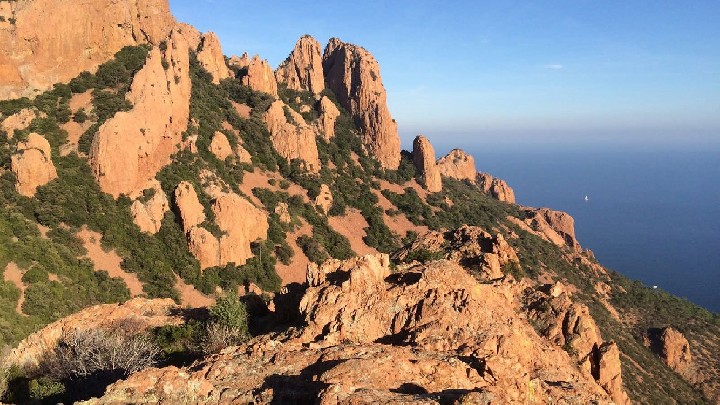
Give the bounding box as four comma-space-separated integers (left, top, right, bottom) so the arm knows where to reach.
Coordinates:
436, 141, 720, 312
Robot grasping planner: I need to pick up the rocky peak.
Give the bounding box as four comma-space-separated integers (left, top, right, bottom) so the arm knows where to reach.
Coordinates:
196, 32, 231, 84
0, 0, 175, 100
477, 172, 515, 203
10, 132, 58, 197
647, 327, 692, 374
89, 26, 193, 197
263, 100, 320, 172
436, 149, 476, 181
322, 38, 401, 169
314, 96, 340, 140
412, 135, 442, 193
229, 53, 278, 97
275, 35, 325, 94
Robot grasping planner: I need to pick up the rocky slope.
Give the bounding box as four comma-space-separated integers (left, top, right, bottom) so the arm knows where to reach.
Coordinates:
1, 1, 719, 404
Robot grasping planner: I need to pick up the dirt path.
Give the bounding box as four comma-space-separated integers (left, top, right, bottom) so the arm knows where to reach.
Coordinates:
76, 228, 144, 297
276, 221, 312, 286
4, 262, 27, 316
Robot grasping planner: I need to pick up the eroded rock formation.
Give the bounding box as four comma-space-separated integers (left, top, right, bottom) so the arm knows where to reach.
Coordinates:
1, 108, 37, 137
412, 135, 442, 192
477, 172, 515, 203
275, 35, 324, 94
208, 131, 233, 161
314, 96, 340, 140
647, 327, 692, 373
89, 26, 192, 197
196, 32, 231, 84
523, 207, 580, 249
263, 100, 320, 172
130, 181, 169, 234
0, 0, 175, 100
323, 38, 400, 169
10, 132, 58, 196
229, 53, 278, 97
314, 184, 333, 213
436, 149, 476, 181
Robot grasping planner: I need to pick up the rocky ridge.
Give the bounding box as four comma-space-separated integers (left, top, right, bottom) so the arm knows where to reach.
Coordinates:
275, 35, 325, 95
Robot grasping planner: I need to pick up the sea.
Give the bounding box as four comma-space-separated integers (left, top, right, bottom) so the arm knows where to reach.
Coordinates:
435, 140, 720, 313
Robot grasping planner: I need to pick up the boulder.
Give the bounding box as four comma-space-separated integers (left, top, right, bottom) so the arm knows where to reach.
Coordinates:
212, 192, 269, 267
1, 108, 36, 137
174, 181, 206, 231
196, 32, 231, 84
0, 0, 175, 100
275, 35, 325, 94
436, 149, 476, 182
412, 135, 442, 192
130, 181, 169, 234
323, 38, 400, 169
10, 133, 58, 196
263, 100, 320, 172
314, 96, 340, 140
209, 131, 233, 161
314, 184, 333, 213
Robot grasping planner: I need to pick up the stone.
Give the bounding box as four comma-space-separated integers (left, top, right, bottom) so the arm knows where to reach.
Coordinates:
10, 133, 57, 196
314, 96, 340, 140
523, 208, 579, 249
187, 227, 221, 269
436, 149, 476, 182
275, 35, 325, 94
0, 0, 175, 100
131, 181, 169, 234
196, 32, 231, 84
476, 172, 515, 203
323, 38, 401, 169
314, 184, 333, 214
209, 131, 233, 161
263, 100, 320, 172
275, 202, 292, 224
89, 26, 193, 197
412, 135, 442, 192
1, 108, 36, 137
212, 193, 269, 267
651, 327, 692, 373
235, 143, 252, 164
229, 53, 278, 97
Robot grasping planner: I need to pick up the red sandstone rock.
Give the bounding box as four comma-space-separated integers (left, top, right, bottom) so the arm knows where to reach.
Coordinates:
10, 132, 58, 196
412, 135, 442, 193
436, 149, 476, 182
275, 35, 325, 94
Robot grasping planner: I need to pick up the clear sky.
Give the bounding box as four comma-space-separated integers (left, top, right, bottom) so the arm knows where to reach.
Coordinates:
168, 1, 720, 149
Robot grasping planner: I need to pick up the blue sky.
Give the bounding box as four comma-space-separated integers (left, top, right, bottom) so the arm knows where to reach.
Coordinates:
169, 1, 720, 149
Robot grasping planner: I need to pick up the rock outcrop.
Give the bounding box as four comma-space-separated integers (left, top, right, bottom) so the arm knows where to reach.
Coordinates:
524, 207, 579, 249
10, 133, 58, 196
174, 182, 268, 269
314, 184, 333, 213
0, 0, 175, 100
86, 255, 615, 404
89, 26, 192, 197
323, 38, 400, 169
7, 298, 181, 372
522, 284, 630, 404
393, 225, 519, 281
314, 96, 340, 140
275, 35, 325, 94
477, 172, 515, 203
208, 131, 233, 161
648, 327, 692, 373
196, 32, 231, 84
436, 149, 476, 182
412, 135, 442, 192
263, 100, 320, 172
130, 181, 169, 234
229, 53, 278, 97
1, 108, 36, 137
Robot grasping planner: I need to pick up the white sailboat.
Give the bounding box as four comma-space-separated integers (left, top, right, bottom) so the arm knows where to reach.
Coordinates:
584, 195, 589, 202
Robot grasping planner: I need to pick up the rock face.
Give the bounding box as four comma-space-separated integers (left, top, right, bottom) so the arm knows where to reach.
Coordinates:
323, 38, 400, 169
275, 35, 325, 94
0, 0, 175, 100
314, 96, 340, 140
263, 100, 320, 172
130, 181, 169, 234
436, 149, 476, 182
412, 135, 442, 192
174, 182, 268, 269
522, 284, 630, 404
649, 327, 692, 373
229, 53, 278, 97
89, 26, 192, 197
196, 32, 231, 84
477, 172, 515, 203
10, 133, 58, 196
7, 298, 181, 372
86, 255, 615, 404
